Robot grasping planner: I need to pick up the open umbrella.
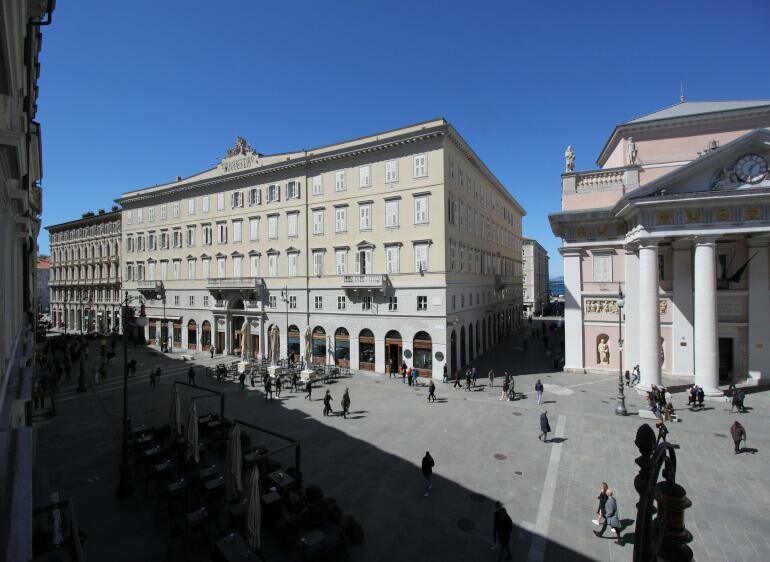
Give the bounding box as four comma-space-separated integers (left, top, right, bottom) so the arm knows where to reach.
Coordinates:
186, 400, 199, 463
246, 465, 262, 552
169, 387, 182, 437
224, 423, 243, 501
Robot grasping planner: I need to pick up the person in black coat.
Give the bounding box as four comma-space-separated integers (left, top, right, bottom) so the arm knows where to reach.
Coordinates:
494, 504, 513, 561
264, 377, 273, 401
539, 410, 551, 443
421, 451, 434, 496
656, 420, 669, 443
341, 388, 351, 419
428, 380, 436, 403
323, 389, 333, 416
304, 379, 312, 400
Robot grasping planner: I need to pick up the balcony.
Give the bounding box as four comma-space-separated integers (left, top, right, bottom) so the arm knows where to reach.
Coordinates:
562, 166, 640, 194
341, 274, 388, 292
206, 277, 262, 290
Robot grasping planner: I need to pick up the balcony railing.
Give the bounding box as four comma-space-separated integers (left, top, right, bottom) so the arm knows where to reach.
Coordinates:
562, 166, 640, 194
341, 274, 388, 291
206, 277, 262, 290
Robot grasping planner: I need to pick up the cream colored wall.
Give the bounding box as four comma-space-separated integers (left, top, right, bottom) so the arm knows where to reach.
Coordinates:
580, 247, 624, 285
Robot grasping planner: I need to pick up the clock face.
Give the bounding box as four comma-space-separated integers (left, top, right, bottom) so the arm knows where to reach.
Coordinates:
735, 154, 768, 184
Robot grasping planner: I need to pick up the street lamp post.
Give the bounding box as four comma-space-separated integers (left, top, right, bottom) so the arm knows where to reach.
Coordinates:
116, 290, 148, 499
615, 289, 628, 416
281, 286, 289, 364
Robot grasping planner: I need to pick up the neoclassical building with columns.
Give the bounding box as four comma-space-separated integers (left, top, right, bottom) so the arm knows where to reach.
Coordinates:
550, 100, 770, 393
117, 119, 524, 379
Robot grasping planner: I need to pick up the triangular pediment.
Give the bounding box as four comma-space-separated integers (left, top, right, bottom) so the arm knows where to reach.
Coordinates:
626, 128, 770, 202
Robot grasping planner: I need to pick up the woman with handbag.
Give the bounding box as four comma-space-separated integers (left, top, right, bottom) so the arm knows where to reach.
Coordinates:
592, 482, 609, 526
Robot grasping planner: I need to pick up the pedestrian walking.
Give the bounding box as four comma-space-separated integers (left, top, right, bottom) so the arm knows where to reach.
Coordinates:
210, 347, 215, 359
501, 379, 509, 401
624, 370, 631, 387
730, 420, 746, 454
407, 366, 413, 387
187, 366, 196, 386
428, 380, 436, 403
535, 378, 544, 405
493, 503, 513, 561
264, 377, 273, 401
292, 372, 300, 393
305, 379, 313, 400
656, 420, 668, 443
632, 365, 640, 385
539, 410, 551, 443
128, 359, 137, 376
421, 451, 434, 496
401, 363, 407, 384
509, 376, 515, 401
488, 369, 495, 388
341, 388, 351, 419
465, 369, 472, 391
453, 373, 461, 389
594, 490, 623, 544
592, 482, 609, 526
239, 371, 246, 390
443, 364, 448, 384
275, 375, 282, 397
149, 367, 156, 387
472, 367, 478, 387
323, 389, 333, 416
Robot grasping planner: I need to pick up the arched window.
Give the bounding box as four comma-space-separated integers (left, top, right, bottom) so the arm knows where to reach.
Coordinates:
359, 329, 375, 370
413, 332, 432, 377
312, 326, 326, 364
334, 327, 350, 367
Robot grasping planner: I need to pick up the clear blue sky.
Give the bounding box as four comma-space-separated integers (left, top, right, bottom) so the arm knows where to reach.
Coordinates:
37, 0, 770, 277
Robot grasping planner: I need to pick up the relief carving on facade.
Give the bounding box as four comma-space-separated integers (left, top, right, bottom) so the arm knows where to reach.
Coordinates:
575, 226, 587, 238
744, 206, 762, 221
714, 207, 731, 221
655, 210, 673, 225
585, 298, 667, 316
684, 209, 702, 223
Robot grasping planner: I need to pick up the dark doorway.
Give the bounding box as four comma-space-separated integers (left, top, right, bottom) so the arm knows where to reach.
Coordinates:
385, 330, 402, 374
719, 337, 733, 382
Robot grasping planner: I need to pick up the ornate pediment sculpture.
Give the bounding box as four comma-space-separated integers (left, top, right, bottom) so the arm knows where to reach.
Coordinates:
226, 136, 256, 158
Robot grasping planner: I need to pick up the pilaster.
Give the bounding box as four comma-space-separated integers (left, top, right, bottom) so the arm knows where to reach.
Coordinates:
560, 247, 584, 371
694, 237, 721, 396
747, 238, 770, 381
672, 240, 694, 376
623, 246, 639, 371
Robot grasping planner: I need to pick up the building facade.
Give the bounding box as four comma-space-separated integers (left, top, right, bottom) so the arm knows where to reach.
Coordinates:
36, 256, 50, 314
550, 100, 770, 392
522, 238, 549, 316
47, 209, 123, 334
118, 119, 525, 379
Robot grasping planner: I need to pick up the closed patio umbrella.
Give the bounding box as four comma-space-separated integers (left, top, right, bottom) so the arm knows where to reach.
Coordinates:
186, 400, 199, 463
224, 423, 243, 501
246, 465, 262, 552
169, 387, 182, 437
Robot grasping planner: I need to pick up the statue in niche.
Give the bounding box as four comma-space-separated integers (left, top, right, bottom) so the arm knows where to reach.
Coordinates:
240, 321, 250, 361
627, 137, 638, 165
303, 326, 312, 367
597, 336, 610, 365
269, 324, 280, 366
565, 146, 575, 172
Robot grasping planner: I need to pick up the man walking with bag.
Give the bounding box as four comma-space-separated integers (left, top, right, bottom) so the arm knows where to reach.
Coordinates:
539, 410, 551, 443
421, 451, 434, 497
730, 420, 746, 454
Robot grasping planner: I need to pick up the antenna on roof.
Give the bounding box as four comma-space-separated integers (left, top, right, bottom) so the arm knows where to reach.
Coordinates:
680, 81, 685, 103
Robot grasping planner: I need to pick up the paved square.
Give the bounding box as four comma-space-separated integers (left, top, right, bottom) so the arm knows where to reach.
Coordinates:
35, 319, 770, 561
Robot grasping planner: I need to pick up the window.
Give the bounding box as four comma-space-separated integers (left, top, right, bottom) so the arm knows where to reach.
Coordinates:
217, 193, 225, 210
312, 210, 324, 235
359, 204, 371, 231
231, 191, 243, 208
203, 295, 209, 306
269, 295, 277, 308
202, 224, 213, 245
148, 261, 156, 281
233, 256, 242, 277
388, 296, 398, 311
268, 254, 278, 276
217, 222, 228, 244
289, 295, 297, 309
337, 296, 346, 310
159, 205, 167, 220
173, 229, 182, 248
335, 171, 346, 192
174, 295, 180, 306
287, 212, 298, 237
187, 260, 196, 279
249, 255, 259, 276
148, 232, 157, 251
452, 295, 456, 310
189, 295, 195, 306
268, 215, 278, 239
417, 296, 428, 311
313, 251, 324, 276
414, 196, 429, 224
126, 210, 133, 225
385, 200, 399, 227
386, 246, 400, 274
249, 188, 261, 206
335, 250, 347, 274
233, 220, 242, 243
202, 258, 210, 278
126, 236, 134, 252
592, 254, 612, 283
202, 196, 209, 213
355, 248, 372, 274
187, 226, 195, 247
286, 180, 300, 199
414, 244, 429, 273
173, 260, 181, 280
414, 153, 428, 178
172, 202, 180, 217
148, 207, 155, 222
268, 184, 280, 202
448, 158, 455, 179
217, 257, 226, 278
288, 253, 298, 276
359, 166, 371, 188
362, 296, 372, 310
314, 296, 323, 310
249, 217, 260, 241
335, 207, 347, 232
137, 209, 143, 223
188, 199, 195, 215
312, 175, 323, 195
385, 159, 399, 183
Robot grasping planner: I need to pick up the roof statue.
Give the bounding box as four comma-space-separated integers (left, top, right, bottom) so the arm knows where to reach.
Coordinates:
226, 136, 256, 158
627, 137, 638, 165
565, 146, 575, 172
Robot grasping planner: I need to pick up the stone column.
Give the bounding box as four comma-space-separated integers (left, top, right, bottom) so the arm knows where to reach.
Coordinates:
623, 246, 639, 371
224, 315, 232, 355
638, 241, 661, 391
560, 247, 584, 371
672, 241, 694, 376
349, 336, 359, 370
374, 337, 385, 374
694, 237, 722, 396
747, 238, 770, 381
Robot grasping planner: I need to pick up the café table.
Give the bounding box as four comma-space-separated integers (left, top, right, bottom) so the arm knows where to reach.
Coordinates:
215, 532, 258, 561
266, 469, 295, 491
197, 465, 219, 481
185, 507, 209, 545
